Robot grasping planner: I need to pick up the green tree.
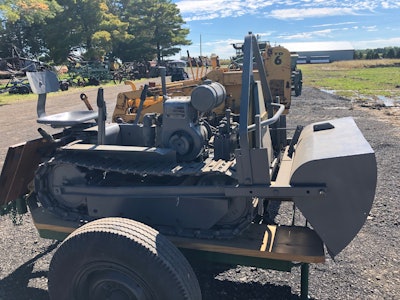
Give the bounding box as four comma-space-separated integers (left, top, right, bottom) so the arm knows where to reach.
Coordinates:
354, 50, 363, 60
365, 50, 374, 59
113, 0, 191, 62
44, 0, 131, 63
1, 0, 190, 65
45, 0, 104, 63
0, 0, 61, 58
385, 48, 395, 59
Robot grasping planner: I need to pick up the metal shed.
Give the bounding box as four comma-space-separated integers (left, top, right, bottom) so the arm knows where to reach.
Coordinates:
281, 41, 355, 63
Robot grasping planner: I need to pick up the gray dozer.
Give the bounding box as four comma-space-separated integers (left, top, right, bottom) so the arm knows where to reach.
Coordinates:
0, 33, 376, 299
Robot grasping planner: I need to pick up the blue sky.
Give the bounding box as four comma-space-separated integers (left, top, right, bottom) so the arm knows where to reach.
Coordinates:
172, 0, 400, 59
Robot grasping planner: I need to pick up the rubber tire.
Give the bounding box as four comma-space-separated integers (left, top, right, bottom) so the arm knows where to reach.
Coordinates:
48, 217, 201, 300
60, 82, 69, 91
19, 85, 30, 94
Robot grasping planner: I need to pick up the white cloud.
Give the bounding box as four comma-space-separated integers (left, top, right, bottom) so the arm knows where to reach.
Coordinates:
255, 31, 275, 38
352, 37, 400, 49
269, 7, 359, 20
184, 12, 220, 22
176, 0, 274, 21
173, 38, 241, 59
363, 25, 378, 32
176, 1, 400, 21
311, 22, 358, 28
195, 32, 275, 58
379, 1, 400, 9
212, 39, 243, 58
278, 29, 335, 40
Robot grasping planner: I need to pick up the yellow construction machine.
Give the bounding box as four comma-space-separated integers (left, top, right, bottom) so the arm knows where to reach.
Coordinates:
112, 41, 301, 123
112, 78, 200, 123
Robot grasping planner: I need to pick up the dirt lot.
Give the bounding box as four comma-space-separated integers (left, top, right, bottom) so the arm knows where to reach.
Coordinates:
0, 84, 399, 299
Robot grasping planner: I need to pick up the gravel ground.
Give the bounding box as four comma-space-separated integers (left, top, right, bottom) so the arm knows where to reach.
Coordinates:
0, 84, 399, 300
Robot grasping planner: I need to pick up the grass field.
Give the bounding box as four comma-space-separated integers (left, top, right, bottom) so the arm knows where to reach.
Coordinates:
0, 90, 37, 105
300, 59, 400, 101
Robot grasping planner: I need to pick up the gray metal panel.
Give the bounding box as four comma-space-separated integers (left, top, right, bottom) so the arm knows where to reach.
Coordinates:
253, 81, 273, 163
84, 123, 121, 145
290, 117, 377, 257
27, 71, 60, 119
87, 195, 229, 230
37, 110, 98, 126
291, 117, 374, 167
26, 70, 59, 94
61, 143, 177, 163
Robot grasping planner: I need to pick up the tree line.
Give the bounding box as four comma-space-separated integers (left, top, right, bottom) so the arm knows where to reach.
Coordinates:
0, 0, 191, 64
354, 47, 400, 59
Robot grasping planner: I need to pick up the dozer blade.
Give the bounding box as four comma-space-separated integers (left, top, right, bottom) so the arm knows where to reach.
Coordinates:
0, 138, 52, 206
290, 117, 377, 258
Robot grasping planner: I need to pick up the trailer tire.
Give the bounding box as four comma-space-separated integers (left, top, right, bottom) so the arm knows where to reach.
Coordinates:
48, 217, 201, 300
294, 81, 302, 97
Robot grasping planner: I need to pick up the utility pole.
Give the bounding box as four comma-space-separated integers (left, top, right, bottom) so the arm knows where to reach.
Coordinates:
200, 34, 202, 57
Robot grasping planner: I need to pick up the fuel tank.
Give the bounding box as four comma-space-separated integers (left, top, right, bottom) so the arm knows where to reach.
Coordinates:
290, 117, 377, 257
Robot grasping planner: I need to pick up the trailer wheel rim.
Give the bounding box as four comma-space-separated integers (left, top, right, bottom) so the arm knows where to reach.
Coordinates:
74, 261, 154, 300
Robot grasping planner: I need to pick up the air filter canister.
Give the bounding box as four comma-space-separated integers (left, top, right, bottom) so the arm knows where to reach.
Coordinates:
191, 81, 226, 112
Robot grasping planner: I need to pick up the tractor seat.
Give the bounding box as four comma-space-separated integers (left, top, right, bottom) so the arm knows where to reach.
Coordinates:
36, 110, 98, 126
27, 70, 98, 127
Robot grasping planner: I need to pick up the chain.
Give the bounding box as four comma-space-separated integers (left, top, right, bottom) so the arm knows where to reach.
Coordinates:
9, 203, 23, 225
0, 200, 24, 225
35, 153, 251, 239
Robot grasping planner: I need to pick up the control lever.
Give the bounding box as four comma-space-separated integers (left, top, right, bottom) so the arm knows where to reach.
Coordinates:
96, 88, 106, 145
134, 84, 149, 125
80, 93, 94, 111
